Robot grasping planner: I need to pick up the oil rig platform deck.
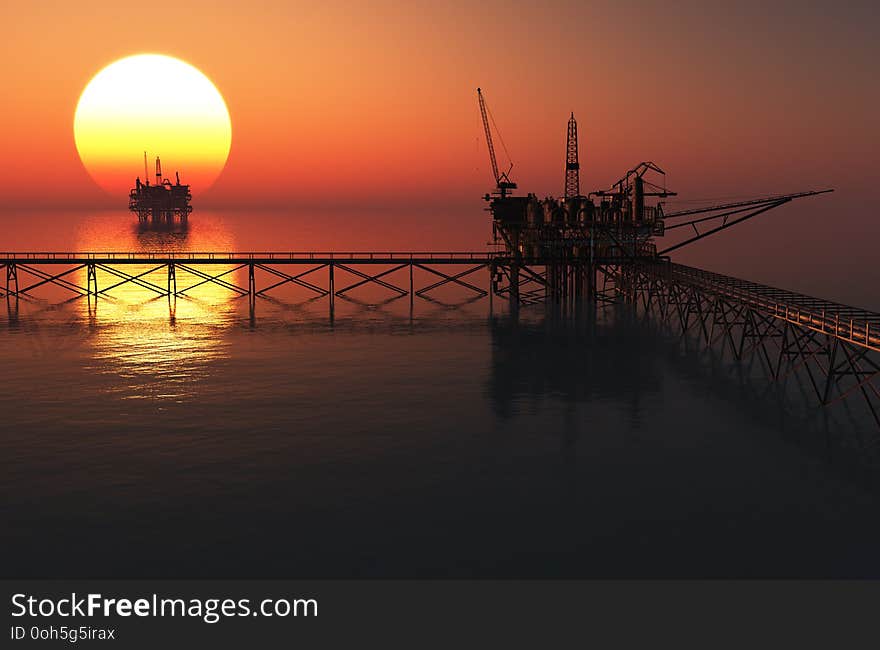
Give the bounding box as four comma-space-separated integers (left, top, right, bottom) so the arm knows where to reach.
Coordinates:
129, 154, 192, 221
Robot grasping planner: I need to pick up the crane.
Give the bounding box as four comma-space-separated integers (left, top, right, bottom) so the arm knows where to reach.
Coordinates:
477, 88, 516, 198
658, 189, 834, 255
591, 162, 674, 200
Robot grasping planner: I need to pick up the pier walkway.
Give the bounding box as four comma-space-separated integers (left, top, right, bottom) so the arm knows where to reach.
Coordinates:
1, 251, 877, 426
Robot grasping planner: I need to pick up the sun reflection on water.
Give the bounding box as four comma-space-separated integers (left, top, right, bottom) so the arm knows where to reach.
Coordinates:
74, 210, 242, 400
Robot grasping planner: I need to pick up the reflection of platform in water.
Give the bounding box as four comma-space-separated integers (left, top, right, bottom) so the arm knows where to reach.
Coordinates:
489, 308, 880, 479
135, 215, 190, 236
660, 324, 880, 470
488, 310, 663, 419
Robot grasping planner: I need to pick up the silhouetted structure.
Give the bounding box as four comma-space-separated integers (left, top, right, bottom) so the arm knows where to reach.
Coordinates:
564, 113, 579, 199
469, 89, 876, 427
475, 88, 831, 307
0, 91, 872, 429
477, 89, 516, 199
129, 154, 192, 221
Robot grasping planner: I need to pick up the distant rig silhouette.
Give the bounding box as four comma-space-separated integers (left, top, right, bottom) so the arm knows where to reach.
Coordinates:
129, 152, 192, 221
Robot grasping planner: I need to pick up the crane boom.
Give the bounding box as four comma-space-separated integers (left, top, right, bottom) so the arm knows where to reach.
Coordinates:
477, 88, 516, 198
657, 189, 834, 256
477, 88, 500, 186
664, 189, 833, 218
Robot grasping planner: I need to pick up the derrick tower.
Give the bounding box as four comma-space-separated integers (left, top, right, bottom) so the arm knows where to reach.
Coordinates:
564, 113, 579, 198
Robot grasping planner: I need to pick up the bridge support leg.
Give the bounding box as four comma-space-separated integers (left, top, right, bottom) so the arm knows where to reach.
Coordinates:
6, 263, 18, 296
167, 263, 176, 296
248, 263, 256, 320
409, 262, 414, 314
87, 263, 97, 297
822, 337, 839, 405
329, 263, 335, 321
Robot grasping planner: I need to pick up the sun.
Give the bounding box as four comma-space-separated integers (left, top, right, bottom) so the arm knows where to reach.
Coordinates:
74, 53, 231, 197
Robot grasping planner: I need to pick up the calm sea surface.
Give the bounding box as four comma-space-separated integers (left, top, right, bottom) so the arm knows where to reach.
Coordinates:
1, 208, 879, 577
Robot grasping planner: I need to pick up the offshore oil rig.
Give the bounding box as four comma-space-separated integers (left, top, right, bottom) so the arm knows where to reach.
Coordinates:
471, 89, 880, 430
129, 153, 192, 221
476, 88, 830, 306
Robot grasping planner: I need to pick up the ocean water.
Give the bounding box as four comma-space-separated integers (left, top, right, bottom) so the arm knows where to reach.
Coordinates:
1, 208, 879, 578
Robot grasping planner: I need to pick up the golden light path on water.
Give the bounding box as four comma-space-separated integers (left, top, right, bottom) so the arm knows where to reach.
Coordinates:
74, 211, 240, 401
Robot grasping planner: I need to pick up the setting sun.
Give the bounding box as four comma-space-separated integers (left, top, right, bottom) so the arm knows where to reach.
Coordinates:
73, 53, 231, 196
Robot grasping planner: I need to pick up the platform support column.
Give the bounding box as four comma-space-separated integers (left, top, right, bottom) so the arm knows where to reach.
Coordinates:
488, 262, 494, 314
510, 262, 519, 308
167, 263, 176, 295
409, 260, 414, 312
587, 263, 596, 301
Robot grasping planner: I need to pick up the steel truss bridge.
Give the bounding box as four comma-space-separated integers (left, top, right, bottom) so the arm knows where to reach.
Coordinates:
622, 262, 880, 429
2, 251, 878, 428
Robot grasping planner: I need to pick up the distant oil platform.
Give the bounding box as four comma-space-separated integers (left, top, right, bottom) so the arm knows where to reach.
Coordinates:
129, 153, 192, 221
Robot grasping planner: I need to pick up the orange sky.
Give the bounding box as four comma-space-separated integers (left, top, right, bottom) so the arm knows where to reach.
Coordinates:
0, 0, 877, 210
